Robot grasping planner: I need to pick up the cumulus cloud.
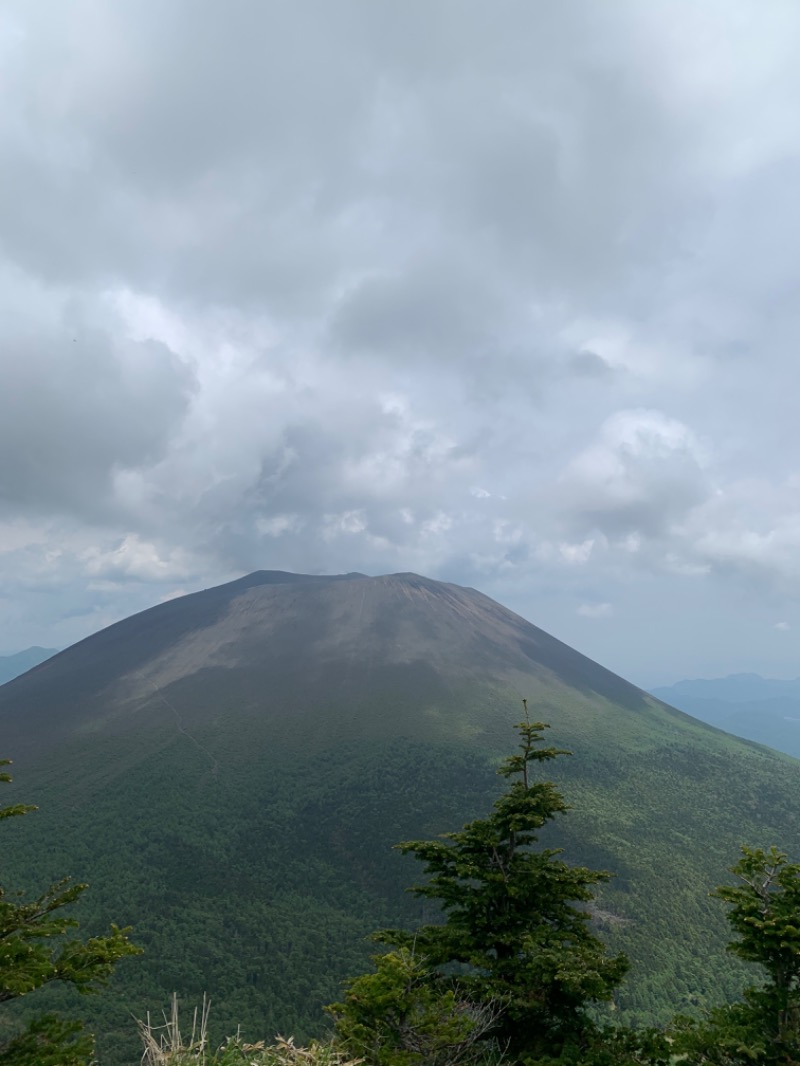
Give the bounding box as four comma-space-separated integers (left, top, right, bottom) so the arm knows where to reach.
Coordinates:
557, 410, 711, 540
81, 534, 196, 583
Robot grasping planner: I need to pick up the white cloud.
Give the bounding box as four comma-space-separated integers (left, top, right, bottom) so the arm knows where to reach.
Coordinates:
559, 539, 596, 565
322, 511, 368, 540
577, 603, 613, 619
558, 409, 711, 539
256, 514, 304, 538
82, 534, 195, 582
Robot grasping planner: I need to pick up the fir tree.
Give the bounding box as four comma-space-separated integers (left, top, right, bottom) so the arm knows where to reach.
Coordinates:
333, 709, 633, 1063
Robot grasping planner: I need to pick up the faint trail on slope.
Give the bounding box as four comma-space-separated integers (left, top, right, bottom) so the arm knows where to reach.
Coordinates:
137, 672, 220, 776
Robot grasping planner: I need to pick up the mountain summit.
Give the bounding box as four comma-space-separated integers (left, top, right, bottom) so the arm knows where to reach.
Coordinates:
2, 569, 657, 761
4, 571, 800, 1060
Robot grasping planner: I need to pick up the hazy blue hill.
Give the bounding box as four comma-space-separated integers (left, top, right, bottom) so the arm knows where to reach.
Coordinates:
3, 573, 800, 1063
652, 674, 800, 756
654, 673, 800, 704
0, 646, 58, 685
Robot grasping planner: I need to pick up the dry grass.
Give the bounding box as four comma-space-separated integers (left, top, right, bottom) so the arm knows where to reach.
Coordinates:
138, 993, 211, 1065
136, 996, 362, 1066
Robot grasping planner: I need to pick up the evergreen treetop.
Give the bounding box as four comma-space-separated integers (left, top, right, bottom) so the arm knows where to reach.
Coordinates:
365, 711, 630, 1061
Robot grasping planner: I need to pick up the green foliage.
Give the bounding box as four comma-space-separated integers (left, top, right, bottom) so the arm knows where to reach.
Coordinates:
0, 1015, 94, 1066
333, 714, 632, 1063
716, 847, 800, 1021
672, 846, 800, 1064
671, 1001, 770, 1065
328, 946, 499, 1066
530, 1024, 671, 1066
0, 758, 141, 1065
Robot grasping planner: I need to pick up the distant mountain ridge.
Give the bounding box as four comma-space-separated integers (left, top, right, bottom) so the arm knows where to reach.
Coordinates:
651, 674, 800, 757
0, 646, 58, 686
3, 571, 800, 1063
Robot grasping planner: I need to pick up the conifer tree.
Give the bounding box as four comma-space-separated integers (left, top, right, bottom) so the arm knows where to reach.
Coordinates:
334, 710, 632, 1063
675, 845, 800, 1064
0, 758, 141, 1066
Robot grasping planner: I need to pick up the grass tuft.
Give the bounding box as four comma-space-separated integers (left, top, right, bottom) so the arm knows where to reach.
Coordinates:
137, 997, 363, 1066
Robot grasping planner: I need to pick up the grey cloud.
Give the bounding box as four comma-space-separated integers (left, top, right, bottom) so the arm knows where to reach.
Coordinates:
1, 2, 374, 302
0, 295, 195, 518
0, 0, 693, 321
567, 351, 616, 379
332, 257, 511, 364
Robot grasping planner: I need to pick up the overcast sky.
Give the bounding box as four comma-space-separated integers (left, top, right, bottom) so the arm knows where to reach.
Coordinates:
2, 1, 800, 686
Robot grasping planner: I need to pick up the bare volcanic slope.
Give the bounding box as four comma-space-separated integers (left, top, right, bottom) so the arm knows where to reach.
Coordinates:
3, 571, 800, 1063
2, 569, 675, 762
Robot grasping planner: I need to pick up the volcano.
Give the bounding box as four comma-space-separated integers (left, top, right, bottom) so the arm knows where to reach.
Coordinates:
3, 571, 799, 1062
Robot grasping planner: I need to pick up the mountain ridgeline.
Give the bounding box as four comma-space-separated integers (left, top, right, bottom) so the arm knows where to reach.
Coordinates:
652, 673, 800, 758
0, 645, 57, 685
3, 571, 800, 1064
